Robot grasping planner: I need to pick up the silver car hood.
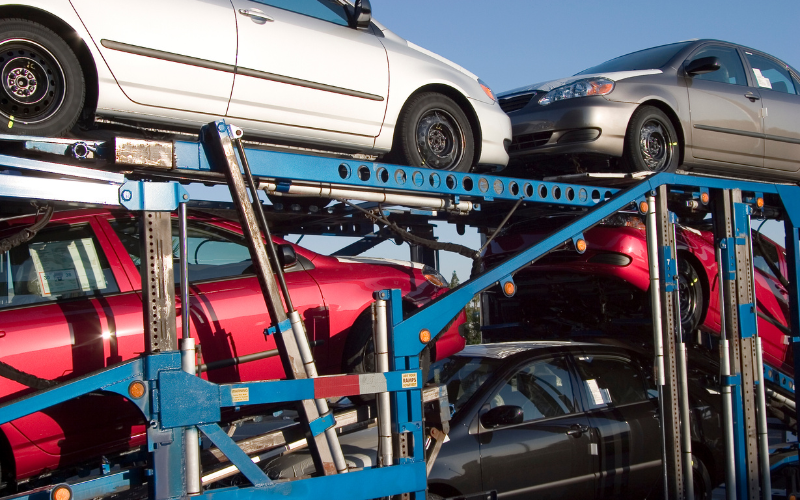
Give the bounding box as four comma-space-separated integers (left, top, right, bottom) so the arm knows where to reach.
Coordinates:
500, 69, 663, 96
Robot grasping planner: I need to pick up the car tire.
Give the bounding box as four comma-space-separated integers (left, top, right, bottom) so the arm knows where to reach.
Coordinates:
678, 257, 704, 334
342, 308, 432, 406
390, 92, 474, 172
0, 19, 85, 136
622, 105, 679, 173
692, 454, 713, 500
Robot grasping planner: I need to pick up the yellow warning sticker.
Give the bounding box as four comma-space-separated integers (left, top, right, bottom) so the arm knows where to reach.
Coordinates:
402, 372, 418, 388
230, 387, 250, 403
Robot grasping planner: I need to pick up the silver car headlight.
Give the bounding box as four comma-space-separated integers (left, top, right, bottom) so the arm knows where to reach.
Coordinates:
538, 78, 615, 106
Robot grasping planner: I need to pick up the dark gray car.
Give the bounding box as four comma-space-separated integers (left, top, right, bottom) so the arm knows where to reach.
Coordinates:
499, 40, 800, 179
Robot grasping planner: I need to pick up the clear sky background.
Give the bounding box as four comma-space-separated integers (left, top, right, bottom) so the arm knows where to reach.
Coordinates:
194, 0, 800, 281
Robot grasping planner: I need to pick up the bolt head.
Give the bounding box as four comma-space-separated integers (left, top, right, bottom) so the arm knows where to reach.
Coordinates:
121, 190, 132, 201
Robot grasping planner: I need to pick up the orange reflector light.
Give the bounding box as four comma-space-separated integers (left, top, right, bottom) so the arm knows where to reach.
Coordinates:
575, 239, 587, 253
639, 201, 649, 214
700, 192, 710, 204
52, 486, 71, 500
503, 281, 516, 296
419, 329, 431, 344
128, 380, 146, 399
756, 197, 764, 208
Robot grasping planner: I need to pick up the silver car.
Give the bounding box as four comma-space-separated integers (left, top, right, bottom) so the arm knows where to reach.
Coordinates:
499, 40, 800, 179
0, 0, 510, 172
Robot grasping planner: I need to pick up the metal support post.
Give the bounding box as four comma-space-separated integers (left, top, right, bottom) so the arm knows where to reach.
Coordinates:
374, 299, 394, 467
713, 189, 760, 500
202, 122, 342, 476
717, 245, 737, 500
652, 186, 685, 498
178, 203, 201, 495
672, 220, 694, 499
646, 194, 670, 500
408, 225, 439, 269
783, 219, 800, 473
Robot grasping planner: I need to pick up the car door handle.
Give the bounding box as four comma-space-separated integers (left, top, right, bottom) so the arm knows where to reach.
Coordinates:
566, 424, 589, 437
238, 9, 273, 22
744, 93, 760, 101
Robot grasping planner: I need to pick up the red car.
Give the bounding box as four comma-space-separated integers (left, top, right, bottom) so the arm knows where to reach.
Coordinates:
482, 213, 791, 374
0, 208, 465, 486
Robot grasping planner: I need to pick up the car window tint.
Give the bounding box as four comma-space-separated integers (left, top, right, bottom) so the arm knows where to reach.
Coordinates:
744, 52, 797, 94
573, 356, 648, 408
576, 41, 692, 75
687, 46, 747, 86
752, 234, 781, 281
428, 356, 501, 412
0, 224, 118, 309
109, 218, 255, 283
489, 357, 576, 422
250, 0, 349, 26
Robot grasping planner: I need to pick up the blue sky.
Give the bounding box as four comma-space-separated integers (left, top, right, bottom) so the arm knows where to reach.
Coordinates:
196, 0, 799, 281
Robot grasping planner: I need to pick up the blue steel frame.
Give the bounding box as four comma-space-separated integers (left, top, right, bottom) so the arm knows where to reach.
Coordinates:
1, 121, 800, 500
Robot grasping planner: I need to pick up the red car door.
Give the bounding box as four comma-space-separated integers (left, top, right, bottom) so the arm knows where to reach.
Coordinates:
102, 215, 327, 383
0, 213, 147, 479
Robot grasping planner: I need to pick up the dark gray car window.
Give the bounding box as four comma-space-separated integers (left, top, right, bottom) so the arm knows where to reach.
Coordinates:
576, 41, 692, 75
686, 46, 747, 86
573, 356, 648, 408
250, 0, 349, 26
489, 357, 577, 422
0, 224, 119, 309
744, 52, 797, 95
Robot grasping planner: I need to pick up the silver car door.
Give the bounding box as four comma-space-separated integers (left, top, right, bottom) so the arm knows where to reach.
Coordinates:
742, 51, 800, 174
227, 0, 388, 142
69, 0, 237, 116
684, 44, 764, 168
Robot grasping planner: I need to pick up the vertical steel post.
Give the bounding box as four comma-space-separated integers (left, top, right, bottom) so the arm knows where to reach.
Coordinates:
783, 219, 800, 472
673, 217, 694, 499
374, 300, 393, 467
713, 189, 760, 500
178, 203, 201, 495
653, 186, 685, 498
646, 194, 670, 500
139, 211, 184, 500
717, 245, 738, 500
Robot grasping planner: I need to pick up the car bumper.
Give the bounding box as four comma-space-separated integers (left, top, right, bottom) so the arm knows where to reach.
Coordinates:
507, 96, 637, 159
471, 98, 511, 168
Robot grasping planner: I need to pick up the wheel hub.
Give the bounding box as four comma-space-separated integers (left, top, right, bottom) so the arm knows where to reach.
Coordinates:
7, 67, 37, 98
639, 120, 671, 171
416, 109, 464, 170
0, 41, 65, 123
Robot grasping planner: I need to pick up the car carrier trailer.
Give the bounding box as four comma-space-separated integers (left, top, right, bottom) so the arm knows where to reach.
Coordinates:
0, 120, 798, 500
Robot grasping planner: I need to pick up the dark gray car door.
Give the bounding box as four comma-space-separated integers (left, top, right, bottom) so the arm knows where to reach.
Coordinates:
685, 44, 764, 168
478, 356, 595, 499
741, 50, 800, 174
571, 354, 662, 499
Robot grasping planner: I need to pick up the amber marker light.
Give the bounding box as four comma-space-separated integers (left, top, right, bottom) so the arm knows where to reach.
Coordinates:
638, 200, 649, 214
575, 239, 587, 253
503, 281, 516, 296
419, 329, 431, 344
700, 192, 710, 204
478, 79, 496, 101
129, 380, 146, 399
52, 485, 72, 500
756, 197, 765, 208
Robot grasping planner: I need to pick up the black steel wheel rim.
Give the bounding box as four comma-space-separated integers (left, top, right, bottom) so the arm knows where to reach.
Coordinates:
638, 118, 672, 171
415, 109, 465, 170
0, 39, 66, 124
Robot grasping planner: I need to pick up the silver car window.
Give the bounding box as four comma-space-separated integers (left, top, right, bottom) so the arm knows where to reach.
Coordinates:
489, 357, 577, 422
686, 45, 747, 86
250, 0, 349, 26
744, 52, 798, 95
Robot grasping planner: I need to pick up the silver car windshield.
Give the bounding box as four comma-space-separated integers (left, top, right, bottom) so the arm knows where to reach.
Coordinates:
576, 41, 693, 75
428, 356, 502, 412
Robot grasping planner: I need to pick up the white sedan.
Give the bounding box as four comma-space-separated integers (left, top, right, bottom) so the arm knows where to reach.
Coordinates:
0, 0, 511, 171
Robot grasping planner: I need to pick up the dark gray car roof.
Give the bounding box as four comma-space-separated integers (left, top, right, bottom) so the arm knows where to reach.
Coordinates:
458, 341, 595, 359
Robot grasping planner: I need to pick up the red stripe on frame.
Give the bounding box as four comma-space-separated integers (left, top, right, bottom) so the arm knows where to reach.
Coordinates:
314, 375, 361, 399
